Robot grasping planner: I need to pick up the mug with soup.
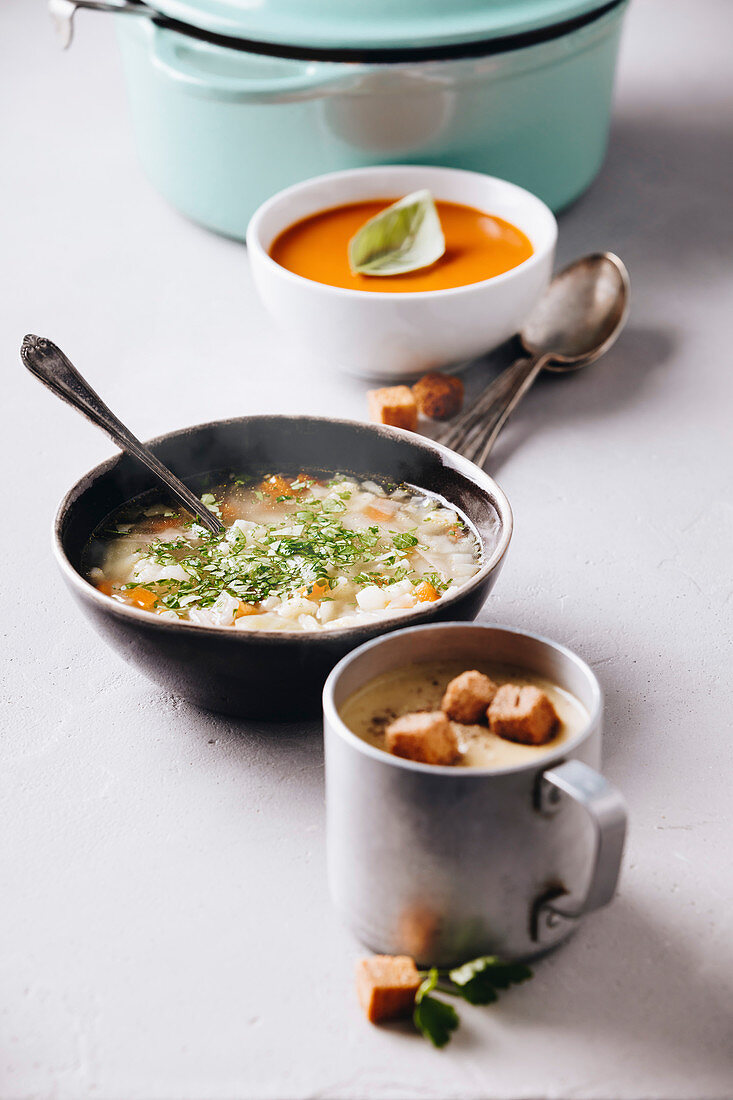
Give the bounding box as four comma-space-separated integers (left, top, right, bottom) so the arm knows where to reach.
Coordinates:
323, 623, 627, 966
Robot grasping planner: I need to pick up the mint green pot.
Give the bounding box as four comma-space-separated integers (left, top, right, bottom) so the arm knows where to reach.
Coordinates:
115, 1, 627, 239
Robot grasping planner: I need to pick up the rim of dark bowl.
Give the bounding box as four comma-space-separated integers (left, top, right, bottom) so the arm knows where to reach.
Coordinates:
53, 414, 513, 644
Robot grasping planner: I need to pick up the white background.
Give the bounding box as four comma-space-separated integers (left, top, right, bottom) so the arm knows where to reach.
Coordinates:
1, 1, 732, 1097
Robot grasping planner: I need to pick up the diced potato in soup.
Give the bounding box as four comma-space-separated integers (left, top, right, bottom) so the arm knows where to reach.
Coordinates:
85, 472, 482, 632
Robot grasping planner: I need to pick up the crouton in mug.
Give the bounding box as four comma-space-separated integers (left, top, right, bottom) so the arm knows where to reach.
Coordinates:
488, 684, 558, 745
442, 669, 497, 724
385, 711, 459, 765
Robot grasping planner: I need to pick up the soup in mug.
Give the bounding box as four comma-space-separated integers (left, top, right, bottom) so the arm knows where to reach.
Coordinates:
86, 473, 484, 632
340, 659, 588, 769
269, 199, 534, 293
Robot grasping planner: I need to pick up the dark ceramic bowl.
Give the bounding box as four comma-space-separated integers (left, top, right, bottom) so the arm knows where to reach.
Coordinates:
54, 415, 512, 719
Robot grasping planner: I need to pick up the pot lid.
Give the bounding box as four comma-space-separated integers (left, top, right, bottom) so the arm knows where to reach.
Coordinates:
147, 0, 619, 52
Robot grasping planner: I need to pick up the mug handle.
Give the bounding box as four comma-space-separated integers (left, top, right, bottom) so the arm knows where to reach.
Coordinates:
533, 759, 627, 943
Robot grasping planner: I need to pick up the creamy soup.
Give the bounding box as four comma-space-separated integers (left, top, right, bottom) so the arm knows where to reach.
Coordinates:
340, 659, 588, 768
269, 199, 534, 293
86, 473, 484, 632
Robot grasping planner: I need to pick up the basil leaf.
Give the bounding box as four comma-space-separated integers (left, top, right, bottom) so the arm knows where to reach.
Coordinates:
348, 190, 445, 277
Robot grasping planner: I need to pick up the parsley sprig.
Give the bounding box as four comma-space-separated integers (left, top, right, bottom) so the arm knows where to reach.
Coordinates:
414, 956, 532, 1048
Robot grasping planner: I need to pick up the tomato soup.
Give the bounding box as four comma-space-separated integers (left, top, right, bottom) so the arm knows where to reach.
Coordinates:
269, 199, 534, 293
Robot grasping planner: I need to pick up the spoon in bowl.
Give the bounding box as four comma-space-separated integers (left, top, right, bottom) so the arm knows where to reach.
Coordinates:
437, 252, 630, 467
20, 335, 225, 535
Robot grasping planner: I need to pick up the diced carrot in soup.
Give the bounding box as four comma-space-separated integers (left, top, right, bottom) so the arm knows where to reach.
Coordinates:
414, 581, 439, 602
235, 601, 259, 618
312, 581, 331, 600
298, 580, 330, 600
125, 586, 158, 610
96, 581, 113, 596
259, 475, 294, 499
364, 504, 393, 523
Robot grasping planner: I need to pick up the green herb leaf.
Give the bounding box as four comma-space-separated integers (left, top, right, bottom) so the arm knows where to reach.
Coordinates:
413, 970, 459, 1049
448, 956, 532, 1004
392, 531, 419, 550
348, 190, 445, 277
414, 996, 459, 1049
95, 472, 474, 623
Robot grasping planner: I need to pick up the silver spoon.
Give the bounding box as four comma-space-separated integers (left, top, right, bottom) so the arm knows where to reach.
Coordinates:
438, 252, 630, 467
20, 335, 225, 536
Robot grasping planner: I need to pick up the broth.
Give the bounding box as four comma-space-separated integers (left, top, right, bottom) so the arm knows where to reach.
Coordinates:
269, 199, 534, 293
85, 473, 484, 632
340, 659, 588, 769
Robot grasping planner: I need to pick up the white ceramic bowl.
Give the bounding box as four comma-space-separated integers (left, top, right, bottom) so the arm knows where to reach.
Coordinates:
247, 165, 557, 381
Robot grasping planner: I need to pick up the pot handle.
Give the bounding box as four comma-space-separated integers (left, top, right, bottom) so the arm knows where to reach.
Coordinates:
533, 759, 627, 943
151, 28, 365, 103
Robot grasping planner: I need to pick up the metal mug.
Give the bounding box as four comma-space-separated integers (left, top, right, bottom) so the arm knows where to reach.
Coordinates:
323, 623, 627, 966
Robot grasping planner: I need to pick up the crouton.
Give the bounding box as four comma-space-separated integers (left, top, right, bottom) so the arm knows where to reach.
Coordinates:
385, 711, 459, 765
356, 955, 421, 1023
412, 372, 464, 420
367, 386, 418, 432
488, 684, 559, 745
441, 669, 498, 724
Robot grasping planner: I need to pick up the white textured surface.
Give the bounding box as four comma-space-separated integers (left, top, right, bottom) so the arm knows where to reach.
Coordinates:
1, 1, 732, 1097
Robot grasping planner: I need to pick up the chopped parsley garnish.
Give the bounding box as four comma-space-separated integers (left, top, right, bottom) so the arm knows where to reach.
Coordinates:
102, 476, 461, 613
391, 531, 419, 550
92, 472, 480, 622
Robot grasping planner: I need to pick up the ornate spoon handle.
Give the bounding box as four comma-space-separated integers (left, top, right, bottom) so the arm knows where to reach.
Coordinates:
438, 353, 551, 467
20, 335, 224, 535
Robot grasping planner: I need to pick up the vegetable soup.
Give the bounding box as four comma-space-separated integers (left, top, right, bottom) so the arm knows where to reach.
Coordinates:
269, 199, 534, 293
86, 473, 483, 632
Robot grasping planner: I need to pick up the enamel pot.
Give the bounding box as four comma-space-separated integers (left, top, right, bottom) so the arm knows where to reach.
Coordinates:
57, 0, 629, 239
